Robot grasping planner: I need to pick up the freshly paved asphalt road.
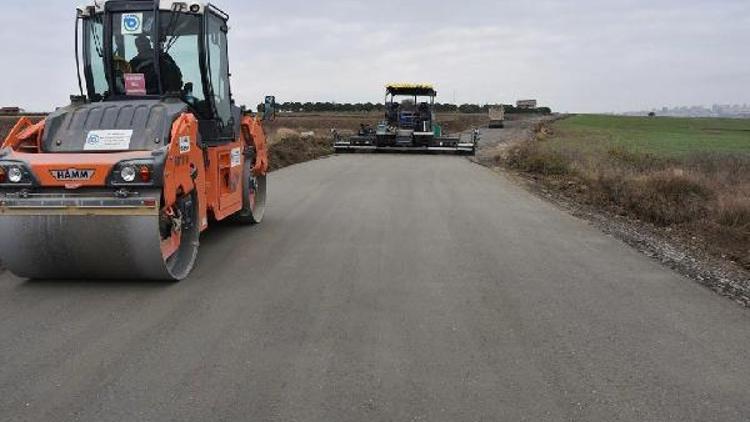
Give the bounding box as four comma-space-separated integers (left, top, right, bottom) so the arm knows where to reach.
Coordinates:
1, 154, 749, 422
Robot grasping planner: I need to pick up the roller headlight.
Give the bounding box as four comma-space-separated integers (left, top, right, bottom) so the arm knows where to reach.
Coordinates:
8, 166, 23, 183
120, 165, 137, 183
0, 161, 33, 186
110, 159, 159, 187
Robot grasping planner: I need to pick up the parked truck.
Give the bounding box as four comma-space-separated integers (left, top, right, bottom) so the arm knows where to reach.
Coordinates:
489, 106, 505, 129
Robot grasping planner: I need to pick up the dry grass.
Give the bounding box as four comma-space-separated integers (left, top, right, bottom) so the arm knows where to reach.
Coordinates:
717, 197, 750, 230
433, 113, 488, 133
502, 116, 750, 268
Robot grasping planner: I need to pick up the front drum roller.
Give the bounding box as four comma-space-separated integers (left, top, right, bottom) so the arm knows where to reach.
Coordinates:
0, 189, 200, 281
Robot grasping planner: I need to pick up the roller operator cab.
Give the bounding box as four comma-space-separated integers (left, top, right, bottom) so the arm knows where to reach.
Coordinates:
333, 83, 479, 154
0, 0, 269, 281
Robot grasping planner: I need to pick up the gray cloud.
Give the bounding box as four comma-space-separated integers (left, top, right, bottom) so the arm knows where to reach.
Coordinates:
1, 0, 748, 112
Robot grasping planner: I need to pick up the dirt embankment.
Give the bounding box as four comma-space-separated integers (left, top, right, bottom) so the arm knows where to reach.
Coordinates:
267, 129, 333, 171
0, 116, 45, 140
0, 118, 17, 139
475, 116, 750, 307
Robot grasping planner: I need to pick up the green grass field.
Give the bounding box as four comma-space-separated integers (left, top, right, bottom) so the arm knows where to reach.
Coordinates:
551, 115, 750, 157
505, 114, 750, 266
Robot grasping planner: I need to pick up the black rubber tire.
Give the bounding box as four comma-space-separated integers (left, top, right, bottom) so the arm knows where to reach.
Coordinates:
232, 159, 267, 225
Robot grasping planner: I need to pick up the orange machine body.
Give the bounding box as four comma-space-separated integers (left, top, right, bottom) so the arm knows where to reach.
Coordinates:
1, 113, 269, 232
0, 2, 270, 281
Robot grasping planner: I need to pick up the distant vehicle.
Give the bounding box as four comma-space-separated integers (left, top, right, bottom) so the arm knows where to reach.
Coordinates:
333, 83, 479, 155
489, 106, 505, 128
261, 96, 276, 122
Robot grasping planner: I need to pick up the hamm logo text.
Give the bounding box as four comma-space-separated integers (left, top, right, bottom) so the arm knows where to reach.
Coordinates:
51, 169, 95, 181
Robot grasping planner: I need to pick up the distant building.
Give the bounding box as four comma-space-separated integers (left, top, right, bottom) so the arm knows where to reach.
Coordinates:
516, 100, 538, 109
0, 106, 23, 114
621, 104, 750, 119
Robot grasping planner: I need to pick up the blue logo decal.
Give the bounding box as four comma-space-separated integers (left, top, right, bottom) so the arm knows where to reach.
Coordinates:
122, 14, 142, 33
86, 134, 101, 146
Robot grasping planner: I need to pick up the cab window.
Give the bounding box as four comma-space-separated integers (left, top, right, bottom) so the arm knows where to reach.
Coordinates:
110, 11, 157, 95
161, 13, 206, 108
84, 15, 108, 101
206, 14, 232, 127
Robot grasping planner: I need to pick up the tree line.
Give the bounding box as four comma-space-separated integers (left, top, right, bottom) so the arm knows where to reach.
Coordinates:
267, 101, 551, 115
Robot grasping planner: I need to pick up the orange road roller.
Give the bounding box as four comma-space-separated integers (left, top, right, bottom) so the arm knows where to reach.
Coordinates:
0, 1, 269, 280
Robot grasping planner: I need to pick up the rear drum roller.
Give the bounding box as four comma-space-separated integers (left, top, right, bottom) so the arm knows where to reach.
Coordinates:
231, 158, 267, 225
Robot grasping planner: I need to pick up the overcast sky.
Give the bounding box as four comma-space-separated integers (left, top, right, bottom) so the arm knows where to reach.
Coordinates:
1, 0, 748, 112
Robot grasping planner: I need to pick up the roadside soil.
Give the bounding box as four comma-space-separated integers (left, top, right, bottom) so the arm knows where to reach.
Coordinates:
267, 131, 333, 171
473, 116, 750, 307
0, 116, 44, 140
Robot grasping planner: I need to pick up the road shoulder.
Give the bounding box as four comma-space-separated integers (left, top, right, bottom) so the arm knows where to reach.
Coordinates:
473, 117, 750, 308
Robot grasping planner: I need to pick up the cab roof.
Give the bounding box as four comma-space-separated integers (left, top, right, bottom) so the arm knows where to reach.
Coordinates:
386, 83, 437, 97
78, 1, 217, 17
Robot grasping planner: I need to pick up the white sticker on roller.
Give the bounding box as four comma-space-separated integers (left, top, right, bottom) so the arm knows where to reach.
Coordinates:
179, 136, 191, 154
84, 130, 133, 151
122, 13, 143, 35
231, 147, 242, 168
